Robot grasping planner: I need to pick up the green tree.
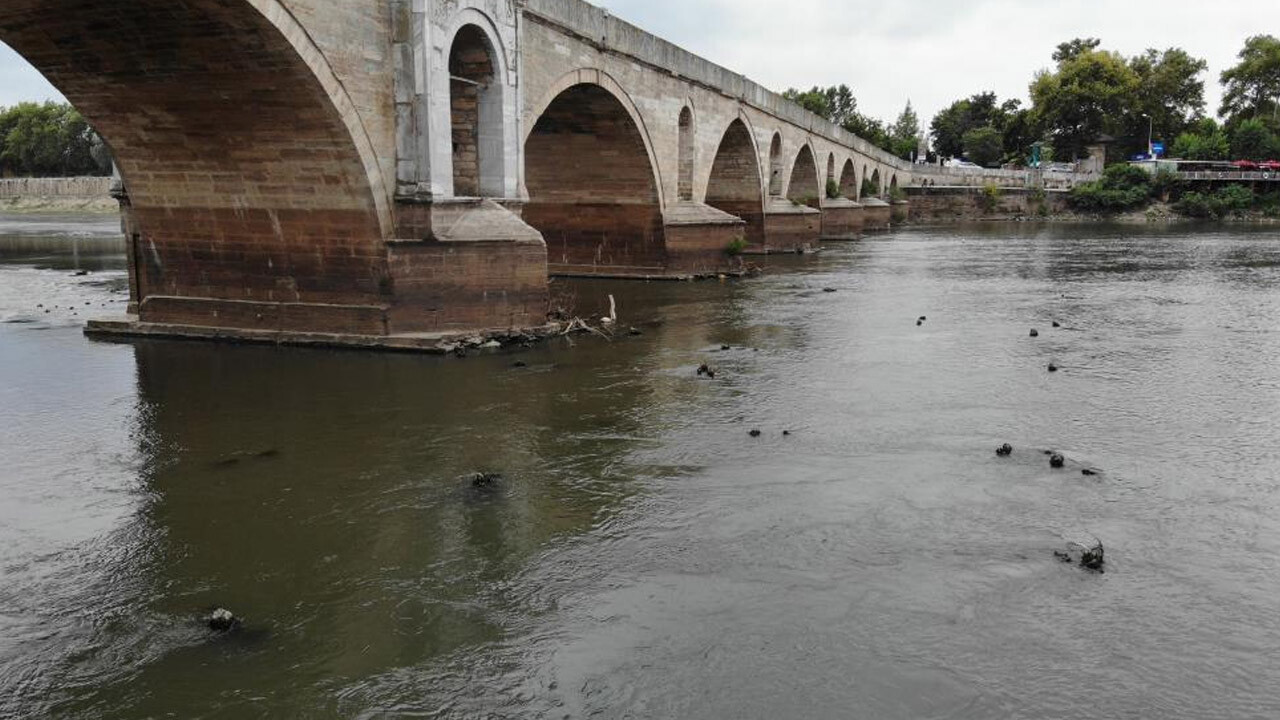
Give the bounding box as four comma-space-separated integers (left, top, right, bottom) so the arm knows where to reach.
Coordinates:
1231, 119, 1280, 160
1128, 48, 1208, 155
1030, 46, 1141, 160
1053, 38, 1101, 64
890, 101, 921, 160
1220, 35, 1280, 127
0, 101, 109, 177
962, 126, 1004, 167
781, 84, 897, 155
1170, 118, 1230, 160
930, 92, 1002, 158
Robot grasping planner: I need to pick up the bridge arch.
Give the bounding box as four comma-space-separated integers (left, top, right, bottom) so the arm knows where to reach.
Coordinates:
871, 168, 883, 197
786, 143, 821, 208
448, 23, 508, 197
0, 0, 396, 322
839, 159, 858, 199
524, 74, 666, 272
826, 153, 837, 194
706, 117, 765, 248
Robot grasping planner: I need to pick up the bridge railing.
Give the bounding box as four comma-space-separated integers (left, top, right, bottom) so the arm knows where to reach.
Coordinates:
1178, 171, 1280, 182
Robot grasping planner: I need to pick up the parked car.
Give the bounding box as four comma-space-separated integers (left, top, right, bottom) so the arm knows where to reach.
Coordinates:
1232, 159, 1259, 170
946, 159, 982, 170
1045, 162, 1075, 174
1259, 160, 1280, 172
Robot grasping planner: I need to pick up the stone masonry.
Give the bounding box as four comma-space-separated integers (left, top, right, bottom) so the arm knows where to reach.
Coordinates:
0, 0, 1049, 348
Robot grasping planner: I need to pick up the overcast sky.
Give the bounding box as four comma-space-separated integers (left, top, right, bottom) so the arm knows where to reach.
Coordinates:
2, 0, 1278, 131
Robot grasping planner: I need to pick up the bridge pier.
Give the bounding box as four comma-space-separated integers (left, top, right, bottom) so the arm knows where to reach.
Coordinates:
861, 198, 894, 231
820, 198, 865, 240
663, 202, 747, 276
759, 198, 822, 253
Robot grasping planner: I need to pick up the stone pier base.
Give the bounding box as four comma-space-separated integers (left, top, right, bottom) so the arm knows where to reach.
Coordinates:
755, 197, 821, 253
820, 197, 864, 240
861, 198, 892, 231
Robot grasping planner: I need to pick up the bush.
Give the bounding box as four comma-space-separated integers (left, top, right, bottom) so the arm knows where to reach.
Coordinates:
861, 177, 880, 198
978, 183, 1002, 212
1256, 191, 1280, 213
725, 237, 748, 256
889, 186, 907, 203
1149, 169, 1183, 201
1215, 184, 1254, 212
1067, 164, 1153, 212
1173, 191, 1223, 218
825, 178, 840, 199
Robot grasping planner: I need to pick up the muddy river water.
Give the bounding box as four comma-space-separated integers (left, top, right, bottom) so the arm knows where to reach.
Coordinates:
2, 214, 1279, 719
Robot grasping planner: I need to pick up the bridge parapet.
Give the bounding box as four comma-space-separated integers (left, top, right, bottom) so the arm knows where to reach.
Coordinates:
524, 0, 908, 171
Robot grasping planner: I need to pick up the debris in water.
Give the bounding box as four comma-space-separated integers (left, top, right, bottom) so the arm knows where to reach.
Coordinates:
1082, 468, 1098, 476
1048, 363, 1059, 373
1052, 321, 1061, 328
697, 364, 716, 379
996, 443, 1014, 457
1050, 453, 1066, 469
748, 429, 762, 438
1030, 329, 1039, 338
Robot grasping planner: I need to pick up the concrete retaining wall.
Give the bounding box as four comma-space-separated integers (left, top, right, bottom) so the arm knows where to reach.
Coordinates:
0, 176, 113, 198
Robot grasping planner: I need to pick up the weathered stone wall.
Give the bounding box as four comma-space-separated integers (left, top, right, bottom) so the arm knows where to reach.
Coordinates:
906, 187, 1071, 222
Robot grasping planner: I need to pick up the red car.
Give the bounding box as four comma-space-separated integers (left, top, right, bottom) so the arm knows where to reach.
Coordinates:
1233, 159, 1260, 170
1259, 160, 1280, 171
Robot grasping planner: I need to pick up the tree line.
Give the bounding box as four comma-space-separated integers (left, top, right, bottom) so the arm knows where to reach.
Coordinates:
780, 85, 922, 161
0, 102, 112, 178
784, 34, 1280, 168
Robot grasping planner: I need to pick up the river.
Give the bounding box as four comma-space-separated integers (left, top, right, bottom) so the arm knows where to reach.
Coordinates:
2, 214, 1279, 719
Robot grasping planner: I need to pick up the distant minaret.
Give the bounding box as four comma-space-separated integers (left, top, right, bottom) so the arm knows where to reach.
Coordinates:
916, 132, 929, 164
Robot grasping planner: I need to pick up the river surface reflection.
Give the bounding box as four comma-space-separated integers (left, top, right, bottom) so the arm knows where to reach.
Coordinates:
2, 216, 1280, 719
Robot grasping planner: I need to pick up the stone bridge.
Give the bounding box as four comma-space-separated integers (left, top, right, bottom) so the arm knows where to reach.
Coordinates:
0, 0, 1027, 346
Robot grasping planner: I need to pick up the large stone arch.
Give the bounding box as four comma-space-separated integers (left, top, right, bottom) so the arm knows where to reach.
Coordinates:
523, 68, 664, 210
523, 77, 666, 273
786, 143, 821, 208
0, 0, 395, 331
705, 117, 765, 248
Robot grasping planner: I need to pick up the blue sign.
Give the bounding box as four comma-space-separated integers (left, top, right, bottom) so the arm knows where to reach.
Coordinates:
1152, 142, 1165, 157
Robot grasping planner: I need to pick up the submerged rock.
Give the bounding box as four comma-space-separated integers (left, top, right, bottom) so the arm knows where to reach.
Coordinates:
697, 364, 717, 379
1056, 537, 1105, 571
1048, 363, 1059, 373
471, 472, 503, 489
206, 608, 240, 632
996, 443, 1014, 457
1030, 329, 1039, 338
1050, 453, 1066, 469
1052, 321, 1061, 328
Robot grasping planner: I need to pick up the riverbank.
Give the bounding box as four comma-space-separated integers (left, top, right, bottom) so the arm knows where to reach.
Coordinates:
904, 186, 1280, 226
